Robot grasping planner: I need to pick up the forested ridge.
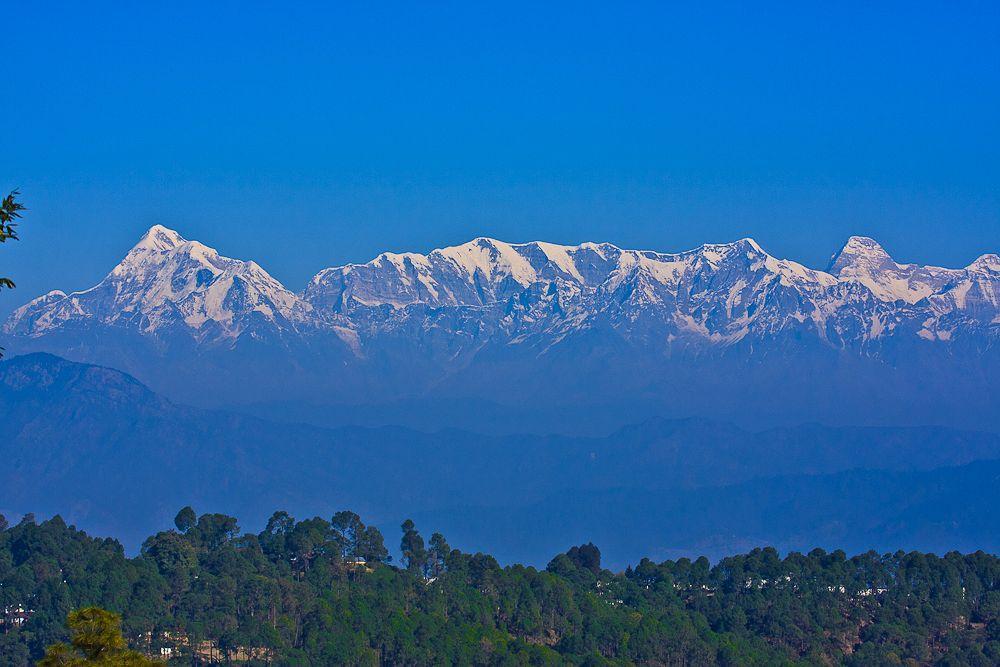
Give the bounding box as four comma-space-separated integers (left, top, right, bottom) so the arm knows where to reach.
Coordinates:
1, 510, 998, 666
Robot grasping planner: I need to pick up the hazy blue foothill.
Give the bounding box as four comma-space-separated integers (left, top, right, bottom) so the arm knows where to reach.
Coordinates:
2, 353, 997, 568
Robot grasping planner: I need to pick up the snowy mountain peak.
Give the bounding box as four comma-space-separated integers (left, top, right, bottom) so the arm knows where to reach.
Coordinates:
5, 225, 309, 342
827, 236, 894, 275
968, 253, 1000, 273
5, 229, 998, 354
112, 226, 227, 282
826, 236, 983, 305
134, 224, 186, 252
433, 237, 539, 285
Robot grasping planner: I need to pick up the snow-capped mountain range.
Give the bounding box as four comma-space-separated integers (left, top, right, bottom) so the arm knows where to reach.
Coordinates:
6, 225, 998, 348
3, 226, 998, 431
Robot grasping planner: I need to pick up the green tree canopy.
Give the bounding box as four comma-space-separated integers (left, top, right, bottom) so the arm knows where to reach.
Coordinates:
172, 506, 196, 534
4, 509, 998, 665
400, 518, 427, 575
38, 607, 159, 666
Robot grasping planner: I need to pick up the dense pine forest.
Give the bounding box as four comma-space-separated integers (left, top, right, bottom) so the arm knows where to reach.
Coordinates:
1, 510, 998, 666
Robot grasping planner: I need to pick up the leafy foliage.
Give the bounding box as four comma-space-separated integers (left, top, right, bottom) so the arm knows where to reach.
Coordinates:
0, 189, 25, 291
0, 189, 25, 359
1, 510, 998, 665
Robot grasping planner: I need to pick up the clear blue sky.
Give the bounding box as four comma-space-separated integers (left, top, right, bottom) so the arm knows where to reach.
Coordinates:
2, 2, 998, 317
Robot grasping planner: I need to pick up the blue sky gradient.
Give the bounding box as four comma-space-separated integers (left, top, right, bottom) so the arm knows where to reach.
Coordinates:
2, 2, 998, 317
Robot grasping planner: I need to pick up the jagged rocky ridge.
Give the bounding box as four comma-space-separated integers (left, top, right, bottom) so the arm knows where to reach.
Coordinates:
3, 226, 998, 429
7, 225, 998, 347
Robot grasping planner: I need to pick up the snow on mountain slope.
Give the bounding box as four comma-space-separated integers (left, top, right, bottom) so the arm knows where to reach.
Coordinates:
302, 237, 625, 311
4, 225, 313, 344
4, 226, 998, 354
591, 238, 848, 344
298, 236, 875, 353
828, 236, 964, 304
938, 254, 1000, 316
826, 236, 1000, 341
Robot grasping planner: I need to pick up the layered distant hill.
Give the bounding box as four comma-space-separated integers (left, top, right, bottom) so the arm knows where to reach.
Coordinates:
2, 353, 998, 565
3, 226, 999, 431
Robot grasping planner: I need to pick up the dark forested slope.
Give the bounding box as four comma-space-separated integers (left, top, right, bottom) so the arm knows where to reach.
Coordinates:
0, 512, 998, 665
